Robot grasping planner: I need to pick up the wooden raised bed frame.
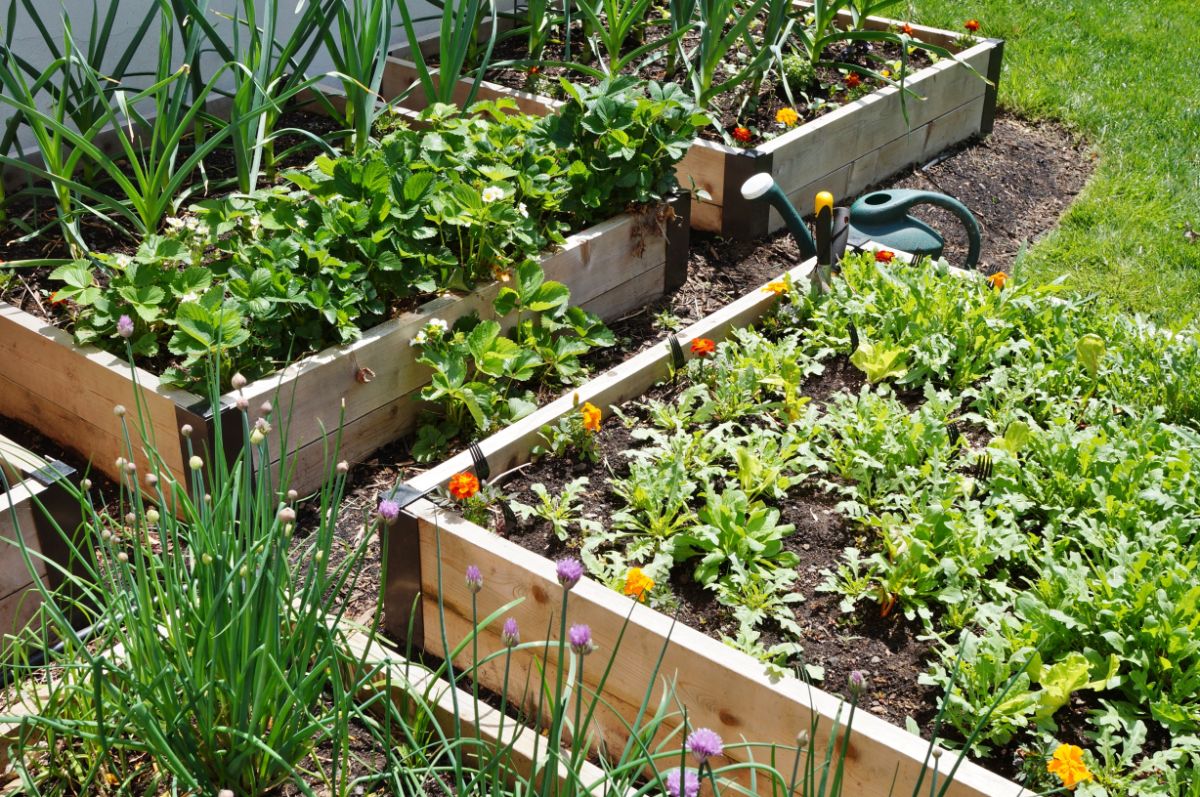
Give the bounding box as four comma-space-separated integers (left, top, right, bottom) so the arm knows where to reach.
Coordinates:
0, 435, 79, 653
383, 249, 1025, 797
0, 196, 689, 496
385, 11, 1003, 240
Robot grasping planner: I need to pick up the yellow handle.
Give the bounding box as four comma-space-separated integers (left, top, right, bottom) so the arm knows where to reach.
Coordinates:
815, 191, 834, 216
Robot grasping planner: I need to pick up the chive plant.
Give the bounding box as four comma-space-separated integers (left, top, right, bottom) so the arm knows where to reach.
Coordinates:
324, 0, 398, 156
0, 344, 380, 794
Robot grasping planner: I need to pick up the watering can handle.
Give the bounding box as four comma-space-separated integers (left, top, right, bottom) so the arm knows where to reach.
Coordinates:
904, 193, 982, 270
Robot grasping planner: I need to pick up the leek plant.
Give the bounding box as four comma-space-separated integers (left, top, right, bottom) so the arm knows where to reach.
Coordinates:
397, 0, 499, 108
0, 350, 382, 795
0, 0, 157, 186
324, 0, 398, 155
678, 0, 790, 114
177, 0, 338, 192
0, 3, 231, 253
554, 0, 690, 81
790, 0, 970, 108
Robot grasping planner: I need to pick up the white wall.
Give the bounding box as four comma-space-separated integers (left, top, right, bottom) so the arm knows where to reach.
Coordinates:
1, 0, 441, 153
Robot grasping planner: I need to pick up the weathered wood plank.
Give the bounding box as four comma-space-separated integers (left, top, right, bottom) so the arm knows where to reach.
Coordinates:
771, 95, 987, 234
343, 630, 620, 795
0, 306, 192, 484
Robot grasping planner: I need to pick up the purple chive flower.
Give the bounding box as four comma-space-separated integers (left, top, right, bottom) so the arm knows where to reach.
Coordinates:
502, 617, 519, 647
686, 727, 724, 763
567, 624, 592, 655
848, 670, 866, 696
377, 498, 400, 523
556, 557, 583, 590
664, 768, 700, 797
466, 565, 483, 593
116, 314, 134, 339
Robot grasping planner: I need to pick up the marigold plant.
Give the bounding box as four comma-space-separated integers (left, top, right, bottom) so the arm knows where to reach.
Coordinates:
690, 337, 716, 358
775, 107, 799, 127
449, 471, 481, 500
1047, 743, 1092, 789
581, 401, 602, 432
623, 567, 654, 602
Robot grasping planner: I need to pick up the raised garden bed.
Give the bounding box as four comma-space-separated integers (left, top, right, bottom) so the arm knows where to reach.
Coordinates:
380, 248, 1025, 797
0, 195, 688, 496
0, 433, 78, 651
384, 11, 1003, 240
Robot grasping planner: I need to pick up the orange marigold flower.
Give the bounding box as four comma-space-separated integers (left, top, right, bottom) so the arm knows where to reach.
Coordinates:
690, 337, 716, 358
845, 72, 862, 89
581, 401, 602, 432
49, 290, 67, 305
901, 22, 914, 35
624, 567, 654, 602
528, 65, 541, 75
875, 249, 896, 263
775, 107, 799, 127
964, 19, 980, 32
732, 125, 752, 143
448, 472, 480, 501
987, 271, 1009, 290
764, 280, 788, 295
1047, 744, 1092, 790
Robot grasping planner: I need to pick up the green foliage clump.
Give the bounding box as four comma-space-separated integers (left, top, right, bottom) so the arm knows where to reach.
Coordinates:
50, 83, 697, 389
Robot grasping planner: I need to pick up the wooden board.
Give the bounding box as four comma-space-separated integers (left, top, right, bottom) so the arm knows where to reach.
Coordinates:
343, 630, 621, 795
0, 436, 81, 655
387, 252, 1026, 797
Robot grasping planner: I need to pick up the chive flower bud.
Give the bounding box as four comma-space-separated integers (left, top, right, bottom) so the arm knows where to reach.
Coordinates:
113, 404, 126, 417
189, 455, 203, 471
466, 565, 483, 593
665, 768, 700, 797
231, 372, 247, 389
502, 617, 519, 647
556, 557, 583, 590
686, 728, 724, 763
378, 498, 400, 523
568, 624, 593, 655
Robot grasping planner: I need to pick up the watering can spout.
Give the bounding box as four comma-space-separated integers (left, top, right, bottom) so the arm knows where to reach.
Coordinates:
740, 174, 817, 259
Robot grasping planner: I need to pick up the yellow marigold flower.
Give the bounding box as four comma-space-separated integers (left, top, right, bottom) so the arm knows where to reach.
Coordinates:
1047, 743, 1093, 790
581, 401, 602, 432
764, 280, 788, 295
987, 271, 1009, 290
775, 107, 799, 127
624, 567, 654, 602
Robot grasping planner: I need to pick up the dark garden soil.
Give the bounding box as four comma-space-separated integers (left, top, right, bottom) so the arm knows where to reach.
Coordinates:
493, 356, 942, 725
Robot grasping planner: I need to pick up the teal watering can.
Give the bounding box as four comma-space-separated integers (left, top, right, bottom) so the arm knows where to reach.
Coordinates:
847, 189, 981, 269
740, 175, 982, 270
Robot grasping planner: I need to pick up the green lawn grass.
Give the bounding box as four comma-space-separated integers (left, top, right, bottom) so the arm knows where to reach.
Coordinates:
907, 0, 1200, 324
